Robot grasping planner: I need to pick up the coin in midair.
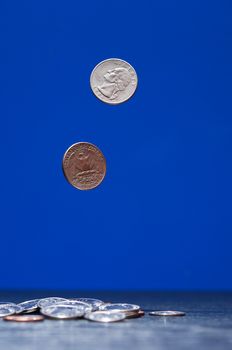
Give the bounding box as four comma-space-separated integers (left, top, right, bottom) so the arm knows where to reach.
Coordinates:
62, 142, 106, 190
90, 58, 138, 104
149, 310, 186, 317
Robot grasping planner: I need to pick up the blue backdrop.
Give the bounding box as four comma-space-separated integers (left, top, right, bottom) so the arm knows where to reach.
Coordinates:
1, 0, 232, 290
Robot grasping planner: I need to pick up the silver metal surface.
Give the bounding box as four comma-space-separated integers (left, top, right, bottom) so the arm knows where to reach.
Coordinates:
149, 310, 186, 317
41, 304, 85, 319
85, 311, 126, 323
90, 58, 138, 104
72, 298, 104, 311
38, 297, 67, 309
18, 299, 39, 313
99, 303, 140, 312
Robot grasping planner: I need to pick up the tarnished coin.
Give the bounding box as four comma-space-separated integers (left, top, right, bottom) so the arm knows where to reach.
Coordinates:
99, 303, 140, 313
38, 297, 67, 309
18, 299, 39, 313
0, 305, 18, 317
41, 304, 85, 319
62, 142, 106, 190
90, 58, 138, 104
3, 315, 44, 322
71, 298, 104, 311
149, 311, 186, 317
85, 311, 126, 323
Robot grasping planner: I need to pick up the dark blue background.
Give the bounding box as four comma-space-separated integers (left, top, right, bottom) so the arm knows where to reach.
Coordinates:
1, 0, 232, 290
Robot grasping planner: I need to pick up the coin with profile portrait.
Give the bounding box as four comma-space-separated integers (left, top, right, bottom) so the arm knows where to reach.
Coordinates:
90, 58, 138, 104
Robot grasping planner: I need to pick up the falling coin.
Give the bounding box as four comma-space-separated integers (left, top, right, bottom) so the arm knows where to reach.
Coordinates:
62, 142, 106, 190
90, 58, 138, 104
3, 315, 44, 322
85, 311, 126, 323
149, 311, 186, 317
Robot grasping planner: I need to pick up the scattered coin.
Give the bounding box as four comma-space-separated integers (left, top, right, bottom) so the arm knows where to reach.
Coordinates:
18, 299, 39, 313
149, 311, 186, 317
3, 315, 44, 322
0, 305, 18, 318
99, 303, 140, 313
38, 297, 67, 309
41, 304, 85, 319
90, 58, 138, 104
85, 311, 126, 323
62, 142, 106, 190
72, 298, 104, 311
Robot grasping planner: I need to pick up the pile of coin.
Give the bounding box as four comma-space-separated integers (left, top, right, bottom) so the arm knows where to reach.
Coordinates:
0, 297, 145, 323
0, 298, 186, 322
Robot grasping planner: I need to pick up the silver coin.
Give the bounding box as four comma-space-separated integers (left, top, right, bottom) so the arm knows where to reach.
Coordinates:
0, 302, 16, 307
60, 300, 93, 312
85, 311, 126, 323
99, 303, 140, 313
18, 299, 39, 313
71, 298, 104, 311
90, 58, 138, 104
41, 304, 85, 319
0, 305, 18, 318
149, 311, 186, 317
38, 297, 67, 309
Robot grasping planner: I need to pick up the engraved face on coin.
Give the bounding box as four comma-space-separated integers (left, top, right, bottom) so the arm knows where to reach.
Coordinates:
85, 311, 126, 323
41, 304, 85, 319
149, 311, 186, 317
3, 315, 44, 322
90, 58, 138, 104
99, 303, 140, 313
38, 297, 67, 309
18, 299, 39, 313
62, 142, 106, 190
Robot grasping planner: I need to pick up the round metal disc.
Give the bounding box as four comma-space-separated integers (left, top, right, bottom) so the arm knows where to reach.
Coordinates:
99, 303, 140, 313
60, 300, 93, 312
18, 299, 39, 313
0, 305, 18, 317
149, 310, 186, 317
90, 58, 138, 104
41, 304, 85, 319
62, 142, 106, 190
38, 297, 67, 309
3, 315, 44, 322
85, 311, 126, 323
71, 298, 104, 311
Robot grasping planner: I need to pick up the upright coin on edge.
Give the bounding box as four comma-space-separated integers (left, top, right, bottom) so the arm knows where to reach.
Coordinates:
62, 142, 106, 190
90, 58, 138, 104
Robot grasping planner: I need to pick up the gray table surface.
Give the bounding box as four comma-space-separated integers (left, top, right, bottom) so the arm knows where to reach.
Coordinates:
0, 291, 231, 350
